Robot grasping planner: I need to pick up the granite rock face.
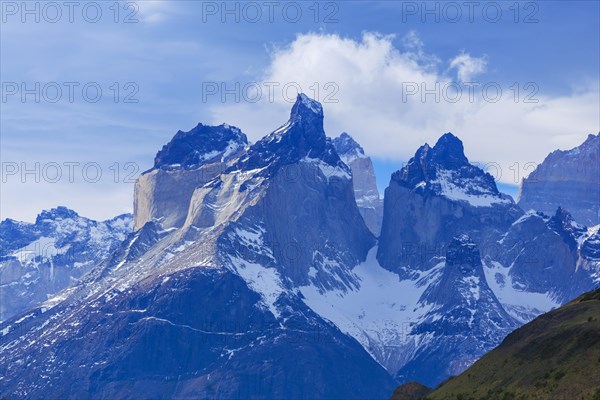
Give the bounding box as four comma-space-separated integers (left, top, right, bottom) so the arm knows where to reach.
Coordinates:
0, 207, 132, 322
518, 133, 600, 226
134, 165, 221, 231
333, 132, 383, 235
186, 93, 375, 290
377, 133, 523, 275
133, 123, 248, 230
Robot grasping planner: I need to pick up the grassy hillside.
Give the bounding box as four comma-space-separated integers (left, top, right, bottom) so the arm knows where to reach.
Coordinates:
390, 381, 432, 400
425, 288, 600, 400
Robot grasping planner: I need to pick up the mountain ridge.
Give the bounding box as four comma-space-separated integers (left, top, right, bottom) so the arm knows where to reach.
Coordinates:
518, 132, 600, 226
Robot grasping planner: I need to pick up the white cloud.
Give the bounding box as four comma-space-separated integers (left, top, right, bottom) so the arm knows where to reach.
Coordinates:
207, 32, 599, 186
137, 0, 177, 23
402, 30, 423, 51
449, 53, 488, 82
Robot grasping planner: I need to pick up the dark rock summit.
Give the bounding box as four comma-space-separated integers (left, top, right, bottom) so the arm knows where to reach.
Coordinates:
154, 123, 247, 170
234, 94, 346, 176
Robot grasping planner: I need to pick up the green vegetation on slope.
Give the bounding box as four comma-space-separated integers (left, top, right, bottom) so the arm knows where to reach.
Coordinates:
425, 288, 600, 400
389, 381, 433, 400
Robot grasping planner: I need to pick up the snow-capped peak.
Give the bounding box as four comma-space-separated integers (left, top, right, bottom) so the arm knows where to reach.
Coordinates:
391, 132, 510, 207
332, 132, 367, 164
232, 93, 346, 176
297, 93, 323, 115
153, 122, 248, 170
429, 132, 469, 168
35, 206, 79, 223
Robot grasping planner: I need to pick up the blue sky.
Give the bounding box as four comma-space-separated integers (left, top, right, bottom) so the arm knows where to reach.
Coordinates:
1, 0, 599, 221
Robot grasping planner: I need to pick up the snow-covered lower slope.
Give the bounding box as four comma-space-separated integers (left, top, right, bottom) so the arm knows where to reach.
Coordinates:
300, 247, 439, 373
483, 259, 560, 323
299, 232, 584, 385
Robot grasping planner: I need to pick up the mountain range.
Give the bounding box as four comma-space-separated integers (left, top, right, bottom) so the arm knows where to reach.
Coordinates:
0, 208, 132, 322
1, 95, 598, 399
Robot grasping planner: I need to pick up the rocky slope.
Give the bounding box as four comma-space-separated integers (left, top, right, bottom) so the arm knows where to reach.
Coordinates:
333, 132, 383, 235
425, 288, 600, 400
518, 133, 600, 226
489, 208, 598, 309
0, 207, 132, 322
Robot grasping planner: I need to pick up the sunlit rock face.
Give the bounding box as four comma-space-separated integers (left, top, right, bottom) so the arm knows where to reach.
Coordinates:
133, 123, 248, 231
333, 132, 383, 236
518, 133, 600, 226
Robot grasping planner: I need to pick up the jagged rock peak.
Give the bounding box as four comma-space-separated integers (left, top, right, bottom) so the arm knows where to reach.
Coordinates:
154, 123, 248, 170
394, 133, 471, 185
549, 207, 585, 229
233, 94, 345, 173
35, 206, 79, 223
332, 132, 366, 163
391, 132, 505, 207
292, 93, 324, 118
553, 132, 599, 158
270, 94, 326, 143
418, 235, 487, 306
283, 93, 325, 142
429, 132, 469, 169
547, 207, 587, 249
332, 131, 383, 234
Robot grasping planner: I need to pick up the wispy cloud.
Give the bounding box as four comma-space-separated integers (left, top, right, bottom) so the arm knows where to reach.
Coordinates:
137, 0, 178, 23
449, 52, 488, 82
